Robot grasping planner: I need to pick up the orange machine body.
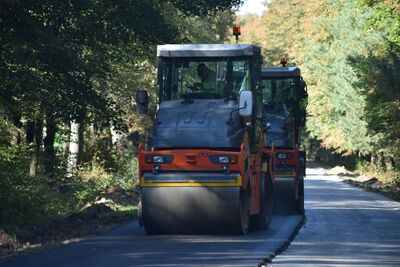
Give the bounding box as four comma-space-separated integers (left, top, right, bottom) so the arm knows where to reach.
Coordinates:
138, 137, 271, 216
263, 145, 304, 201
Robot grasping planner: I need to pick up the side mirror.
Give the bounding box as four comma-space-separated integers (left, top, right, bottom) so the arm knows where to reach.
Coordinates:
239, 91, 253, 117
300, 79, 306, 90
300, 108, 307, 127
136, 90, 149, 115
299, 77, 308, 99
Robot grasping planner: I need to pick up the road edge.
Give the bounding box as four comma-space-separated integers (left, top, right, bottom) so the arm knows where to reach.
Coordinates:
0, 207, 137, 263
258, 214, 307, 267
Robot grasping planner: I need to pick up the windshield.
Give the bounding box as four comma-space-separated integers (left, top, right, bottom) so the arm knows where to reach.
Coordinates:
158, 58, 251, 101
262, 77, 297, 114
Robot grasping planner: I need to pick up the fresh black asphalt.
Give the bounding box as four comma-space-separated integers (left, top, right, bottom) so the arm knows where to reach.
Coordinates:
273, 167, 400, 266
2, 207, 302, 266
5, 166, 398, 266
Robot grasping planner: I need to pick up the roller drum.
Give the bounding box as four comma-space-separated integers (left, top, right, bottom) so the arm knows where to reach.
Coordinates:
273, 177, 298, 215
141, 186, 246, 234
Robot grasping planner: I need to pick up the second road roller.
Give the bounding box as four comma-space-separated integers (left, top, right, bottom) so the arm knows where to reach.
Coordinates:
261, 58, 308, 215
135, 43, 276, 234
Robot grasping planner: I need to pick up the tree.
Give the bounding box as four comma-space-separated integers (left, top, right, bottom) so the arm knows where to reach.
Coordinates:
0, 0, 243, 177
350, 0, 400, 169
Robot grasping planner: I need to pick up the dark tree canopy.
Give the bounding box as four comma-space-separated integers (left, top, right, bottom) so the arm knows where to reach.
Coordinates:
0, 0, 241, 127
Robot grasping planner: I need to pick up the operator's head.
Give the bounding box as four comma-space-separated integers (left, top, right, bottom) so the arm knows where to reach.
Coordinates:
196, 63, 209, 81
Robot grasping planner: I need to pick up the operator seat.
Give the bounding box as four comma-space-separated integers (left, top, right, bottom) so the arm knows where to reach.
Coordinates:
264, 104, 294, 147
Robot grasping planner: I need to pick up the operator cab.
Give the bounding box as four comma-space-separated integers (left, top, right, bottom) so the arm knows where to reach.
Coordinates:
262, 67, 307, 147
137, 44, 263, 150
157, 44, 259, 101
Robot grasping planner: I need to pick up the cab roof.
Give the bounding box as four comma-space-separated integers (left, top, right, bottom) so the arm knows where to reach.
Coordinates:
262, 67, 301, 78
157, 44, 261, 58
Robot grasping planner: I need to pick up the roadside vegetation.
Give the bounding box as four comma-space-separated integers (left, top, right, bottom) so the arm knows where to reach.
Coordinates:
238, 0, 399, 190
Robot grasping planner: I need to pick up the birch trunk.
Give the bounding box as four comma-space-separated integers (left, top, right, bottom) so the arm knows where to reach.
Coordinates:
62, 123, 70, 159
28, 120, 43, 177
67, 121, 79, 177
110, 125, 123, 150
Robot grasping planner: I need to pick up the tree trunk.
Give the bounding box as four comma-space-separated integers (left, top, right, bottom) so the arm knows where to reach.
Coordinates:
67, 121, 80, 177
110, 125, 123, 151
62, 123, 70, 159
29, 120, 43, 177
384, 155, 395, 170
26, 120, 35, 144
78, 123, 84, 165
43, 115, 57, 177
10, 115, 22, 145
377, 152, 385, 170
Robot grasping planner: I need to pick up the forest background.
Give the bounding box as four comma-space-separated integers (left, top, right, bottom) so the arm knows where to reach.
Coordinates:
0, 0, 399, 240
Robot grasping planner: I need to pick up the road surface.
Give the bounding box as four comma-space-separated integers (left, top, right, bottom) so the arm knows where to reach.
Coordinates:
2, 211, 302, 266
4, 166, 399, 266
273, 166, 400, 266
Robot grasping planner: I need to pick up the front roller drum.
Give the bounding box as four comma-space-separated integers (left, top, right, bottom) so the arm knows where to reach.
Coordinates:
140, 186, 249, 234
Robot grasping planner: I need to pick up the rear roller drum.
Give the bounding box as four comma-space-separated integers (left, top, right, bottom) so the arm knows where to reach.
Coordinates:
296, 176, 305, 215
272, 176, 296, 215
273, 175, 304, 215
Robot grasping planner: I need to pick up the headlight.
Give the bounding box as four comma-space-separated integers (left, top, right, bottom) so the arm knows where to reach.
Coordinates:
277, 153, 287, 160
209, 155, 238, 164
218, 156, 230, 164
152, 155, 164, 163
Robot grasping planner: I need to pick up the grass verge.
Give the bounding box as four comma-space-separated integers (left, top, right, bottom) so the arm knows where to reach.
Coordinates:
343, 178, 400, 202
0, 188, 138, 262
323, 165, 400, 202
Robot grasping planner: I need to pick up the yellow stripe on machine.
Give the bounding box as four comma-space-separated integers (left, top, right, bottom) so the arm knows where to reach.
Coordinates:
261, 163, 268, 172
140, 175, 242, 187
275, 174, 296, 178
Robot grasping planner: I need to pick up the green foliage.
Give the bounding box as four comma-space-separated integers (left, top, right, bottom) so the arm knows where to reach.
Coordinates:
177, 10, 235, 43
0, 143, 139, 227
0, 147, 69, 226
110, 152, 139, 190
0, 131, 72, 226
76, 148, 138, 198
170, 0, 243, 16
359, 162, 400, 187
0, 117, 19, 160
304, 1, 382, 155
359, 0, 400, 46
0, 0, 240, 229
244, 0, 397, 156
351, 0, 400, 168
239, 0, 399, 181
0, 0, 240, 130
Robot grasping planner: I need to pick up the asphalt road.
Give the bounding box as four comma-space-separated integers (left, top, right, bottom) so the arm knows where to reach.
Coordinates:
2, 209, 302, 267
273, 167, 400, 266
5, 166, 398, 267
